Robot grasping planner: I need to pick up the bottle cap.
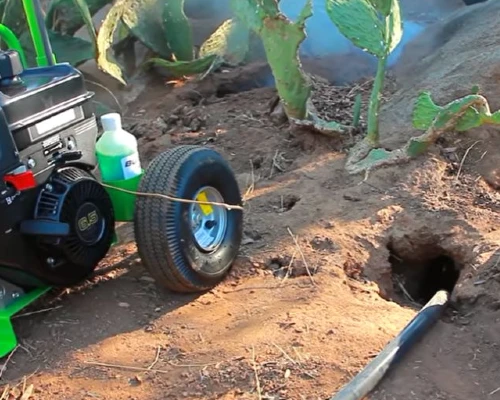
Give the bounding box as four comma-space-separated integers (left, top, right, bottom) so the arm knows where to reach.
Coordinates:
101, 113, 122, 132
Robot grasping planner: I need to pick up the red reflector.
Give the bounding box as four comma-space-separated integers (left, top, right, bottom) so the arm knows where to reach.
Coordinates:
3, 171, 36, 191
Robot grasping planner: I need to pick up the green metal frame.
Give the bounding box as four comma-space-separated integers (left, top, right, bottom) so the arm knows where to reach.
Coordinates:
22, 0, 56, 66
0, 0, 56, 68
0, 0, 143, 358
0, 0, 58, 358
0, 287, 50, 357
0, 24, 27, 67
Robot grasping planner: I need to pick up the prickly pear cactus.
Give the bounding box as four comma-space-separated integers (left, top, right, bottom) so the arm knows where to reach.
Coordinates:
97, 0, 127, 84
231, 0, 312, 120
325, 0, 402, 58
199, 19, 250, 66
145, 55, 218, 78
120, 0, 173, 59
163, 0, 194, 61
409, 90, 500, 156
413, 91, 500, 134
326, 0, 402, 145
46, 0, 112, 35
346, 90, 500, 175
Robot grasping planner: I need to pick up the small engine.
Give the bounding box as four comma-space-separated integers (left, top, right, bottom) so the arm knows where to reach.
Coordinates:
0, 50, 115, 289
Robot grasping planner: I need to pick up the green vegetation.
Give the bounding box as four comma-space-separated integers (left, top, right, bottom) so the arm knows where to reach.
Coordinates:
325, 0, 404, 173
1, 0, 251, 84
232, 0, 345, 132
77, 0, 254, 84
2, 0, 489, 174
345, 89, 500, 174
230, 0, 312, 120
327, 0, 402, 145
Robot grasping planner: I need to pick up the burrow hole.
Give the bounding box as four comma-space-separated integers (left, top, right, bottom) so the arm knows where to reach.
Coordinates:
388, 244, 461, 305
215, 74, 274, 98
266, 255, 318, 279
276, 194, 300, 213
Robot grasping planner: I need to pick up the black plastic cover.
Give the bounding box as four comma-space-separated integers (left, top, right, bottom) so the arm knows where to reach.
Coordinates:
0, 107, 20, 176
0, 50, 23, 80
0, 63, 91, 131
0, 61, 99, 182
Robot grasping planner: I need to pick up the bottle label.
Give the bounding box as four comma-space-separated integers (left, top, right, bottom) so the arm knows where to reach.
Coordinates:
121, 153, 142, 180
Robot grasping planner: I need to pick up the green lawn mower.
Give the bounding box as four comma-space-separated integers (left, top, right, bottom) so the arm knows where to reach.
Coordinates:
0, 0, 243, 358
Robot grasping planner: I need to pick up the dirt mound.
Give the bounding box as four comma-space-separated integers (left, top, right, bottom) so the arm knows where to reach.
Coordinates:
380, 0, 500, 188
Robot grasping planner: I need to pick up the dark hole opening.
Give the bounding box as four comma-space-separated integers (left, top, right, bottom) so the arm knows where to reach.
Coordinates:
215, 77, 271, 98
282, 195, 299, 211
389, 250, 460, 305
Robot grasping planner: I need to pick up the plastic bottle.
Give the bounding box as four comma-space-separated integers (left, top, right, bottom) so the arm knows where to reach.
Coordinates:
96, 113, 142, 182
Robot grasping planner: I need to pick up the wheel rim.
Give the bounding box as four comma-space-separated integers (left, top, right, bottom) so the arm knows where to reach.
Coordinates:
190, 186, 228, 252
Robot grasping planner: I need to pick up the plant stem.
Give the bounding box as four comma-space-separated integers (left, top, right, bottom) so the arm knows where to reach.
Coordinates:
366, 54, 387, 146
352, 93, 362, 128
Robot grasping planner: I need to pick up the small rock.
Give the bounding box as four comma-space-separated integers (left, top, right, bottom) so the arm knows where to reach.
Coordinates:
129, 375, 142, 386
118, 302, 130, 308
343, 193, 361, 202
139, 276, 156, 283
190, 117, 204, 131
269, 101, 288, 125
242, 236, 255, 245
139, 275, 155, 283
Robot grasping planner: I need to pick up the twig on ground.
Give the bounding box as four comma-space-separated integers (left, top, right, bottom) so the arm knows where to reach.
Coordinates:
280, 250, 298, 284
85, 358, 218, 373
292, 347, 304, 363
395, 277, 419, 306
456, 141, 480, 182
251, 346, 262, 400
347, 77, 374, 96
147, 347, 161, 370
12, 368, 40, 391
490, 386, 500, 396
0, 345, 19, 379
84, 360, 171, 374
19, 384, 33, 400
286, 227, 316, 286
272, 343, 297, 365
13, 305, 63, 319
269, 150, 288, 178
167, 360, 219, 368
235, 113, 267, 126
0, 385, 9, 400
243, 159, 256, 201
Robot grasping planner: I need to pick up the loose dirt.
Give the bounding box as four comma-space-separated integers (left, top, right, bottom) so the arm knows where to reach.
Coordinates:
2, 19, 500, 398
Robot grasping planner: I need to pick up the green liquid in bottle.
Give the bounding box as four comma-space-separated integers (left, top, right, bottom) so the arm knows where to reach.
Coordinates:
96, 113, 142, 182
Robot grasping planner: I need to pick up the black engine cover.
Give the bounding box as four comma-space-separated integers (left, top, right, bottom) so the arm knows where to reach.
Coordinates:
26, 167, 115, 286
0, 53, 112, 288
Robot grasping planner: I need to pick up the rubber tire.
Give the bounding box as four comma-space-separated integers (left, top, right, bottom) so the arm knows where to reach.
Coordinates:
134, 145, 243, 293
